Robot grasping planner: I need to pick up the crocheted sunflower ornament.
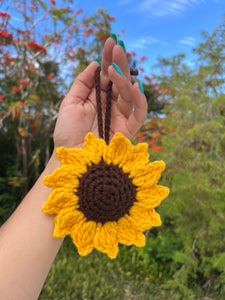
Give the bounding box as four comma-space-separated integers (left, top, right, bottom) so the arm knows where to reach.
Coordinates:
42, 67, 169, 259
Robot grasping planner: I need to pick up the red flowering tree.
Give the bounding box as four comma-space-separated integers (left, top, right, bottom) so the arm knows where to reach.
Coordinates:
0, 0, 164, 224
0, 1, 117, 221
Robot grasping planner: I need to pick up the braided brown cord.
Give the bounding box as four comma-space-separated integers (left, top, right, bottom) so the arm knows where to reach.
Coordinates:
130, 68, 139, 76
95, 66, 104, 139
94, 66, 138, 143
105, 81, 113, 145
94, 66, 112, 143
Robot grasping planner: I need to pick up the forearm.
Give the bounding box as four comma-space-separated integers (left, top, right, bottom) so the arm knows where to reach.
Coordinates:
0, 152, 63, 300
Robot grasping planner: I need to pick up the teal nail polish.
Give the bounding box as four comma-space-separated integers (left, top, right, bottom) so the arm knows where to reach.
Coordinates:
112, 63, 123, 76
110, 33, 117, 43
138, 80, 144, 94
117, 40, 126, 54
94, 58, 101, 65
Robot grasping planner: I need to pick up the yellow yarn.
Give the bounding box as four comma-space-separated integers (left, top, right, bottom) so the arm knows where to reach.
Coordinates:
42, 133, 169, 259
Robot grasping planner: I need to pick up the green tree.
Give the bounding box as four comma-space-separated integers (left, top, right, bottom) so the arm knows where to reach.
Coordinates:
156, 15, 225, 298
0, 2, 116, 223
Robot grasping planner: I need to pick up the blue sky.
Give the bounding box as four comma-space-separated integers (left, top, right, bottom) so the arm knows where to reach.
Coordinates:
78, 0, 224, 73
2, 0, 224, 74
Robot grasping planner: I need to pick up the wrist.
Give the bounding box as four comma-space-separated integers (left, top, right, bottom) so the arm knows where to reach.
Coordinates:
44, 150, 61, 176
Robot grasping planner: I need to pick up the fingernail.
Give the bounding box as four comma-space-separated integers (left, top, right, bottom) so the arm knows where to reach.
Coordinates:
117, 40, 126, 54
138, 80, 144, 94
94, 58, 101, 65
112, 63, 123, 76
110, 33, 117, 43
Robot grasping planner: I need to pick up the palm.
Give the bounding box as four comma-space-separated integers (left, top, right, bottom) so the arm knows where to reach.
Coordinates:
53, 37, 147, 149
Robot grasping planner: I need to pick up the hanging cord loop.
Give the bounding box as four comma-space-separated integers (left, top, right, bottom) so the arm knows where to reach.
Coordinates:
95, 66, 113, 145
94, 66, 138, 145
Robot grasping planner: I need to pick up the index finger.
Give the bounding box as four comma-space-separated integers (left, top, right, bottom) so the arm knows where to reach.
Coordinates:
62, 61, 100, 107
100, 35, 117, 89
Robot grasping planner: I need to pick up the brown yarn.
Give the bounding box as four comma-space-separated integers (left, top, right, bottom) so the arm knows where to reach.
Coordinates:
76, 159, 137, 224
104, 81, 113, 145
94, 66, 113, 144
94, 66, 138, 144
95, 66, 104, 139
130, 68, 139, 76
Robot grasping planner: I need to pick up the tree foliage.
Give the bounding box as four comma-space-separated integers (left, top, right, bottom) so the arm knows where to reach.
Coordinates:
1, 1, 224, 299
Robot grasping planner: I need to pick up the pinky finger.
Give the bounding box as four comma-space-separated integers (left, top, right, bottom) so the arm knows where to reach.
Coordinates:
127, 80, 148, 137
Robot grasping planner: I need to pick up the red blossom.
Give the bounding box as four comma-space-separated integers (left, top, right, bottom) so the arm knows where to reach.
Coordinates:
147, 140, 155, 146
45, 124, 50, 130
144, 76, 152, 82
30, 94, 40, 100
65, 52, 75, 61
19, 80, 30, 86
152, 146, 162, 152
37, 112, 43, 117
27, 41, 47, 53
76, 8, 83, 14
18, 127, 28, 137
151, 132, 161, 139
0, 95, 4, 100
10, 108, 20, 119
12, 86, 20, 93
107, 16, 116, 21
47, 74, 55, 79
151, 73, 156, 78
82, 28, 93, 37
8, 180, 16, 185
33, 120, 40, 128
160, 89, 167, 93
16, 101, 24, 107
69, 25, 77, 33
0, 12, 10, 19
168, 128, 173, 133
131, 51, 136, 57
126, 52, 131, 59
17, 29, 30, 36
49, 0, 56, 5
136, 132, 144, 142
0, 30, 13, 40
161, 70, 166, 75
138, 67, 145, 72
139, 55, 147, 62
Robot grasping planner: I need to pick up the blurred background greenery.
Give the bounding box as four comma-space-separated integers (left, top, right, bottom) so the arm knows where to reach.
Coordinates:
0, 1, 224, 299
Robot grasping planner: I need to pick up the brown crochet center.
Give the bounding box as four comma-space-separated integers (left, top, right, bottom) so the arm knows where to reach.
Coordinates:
76, 160, 137, 224
76, 66, 138, 224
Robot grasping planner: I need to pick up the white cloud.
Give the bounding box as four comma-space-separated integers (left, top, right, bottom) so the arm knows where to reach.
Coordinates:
127, 36, 160, 49
179, 36, 197, 46
138, 0, 205, 17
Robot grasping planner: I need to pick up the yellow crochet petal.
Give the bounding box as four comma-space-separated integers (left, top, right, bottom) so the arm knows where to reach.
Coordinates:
117, 217, 145, 247
53, 207, 85, 238
131, 161, 166, 187
43, 165, 81, 189
103, 133, 133, 166
42, 188, 79, 214
56, 147, 88, 166
128, 205, 161, 232
93, 222, 119, 259
147, 209, 162, 227
136, 185, 169, 209
83, 133, 106, 165
121, 142, 149, 174
71, 221, 96, 256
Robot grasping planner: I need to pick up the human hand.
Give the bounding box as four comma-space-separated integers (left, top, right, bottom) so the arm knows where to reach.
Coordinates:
53, 36, 147, 149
